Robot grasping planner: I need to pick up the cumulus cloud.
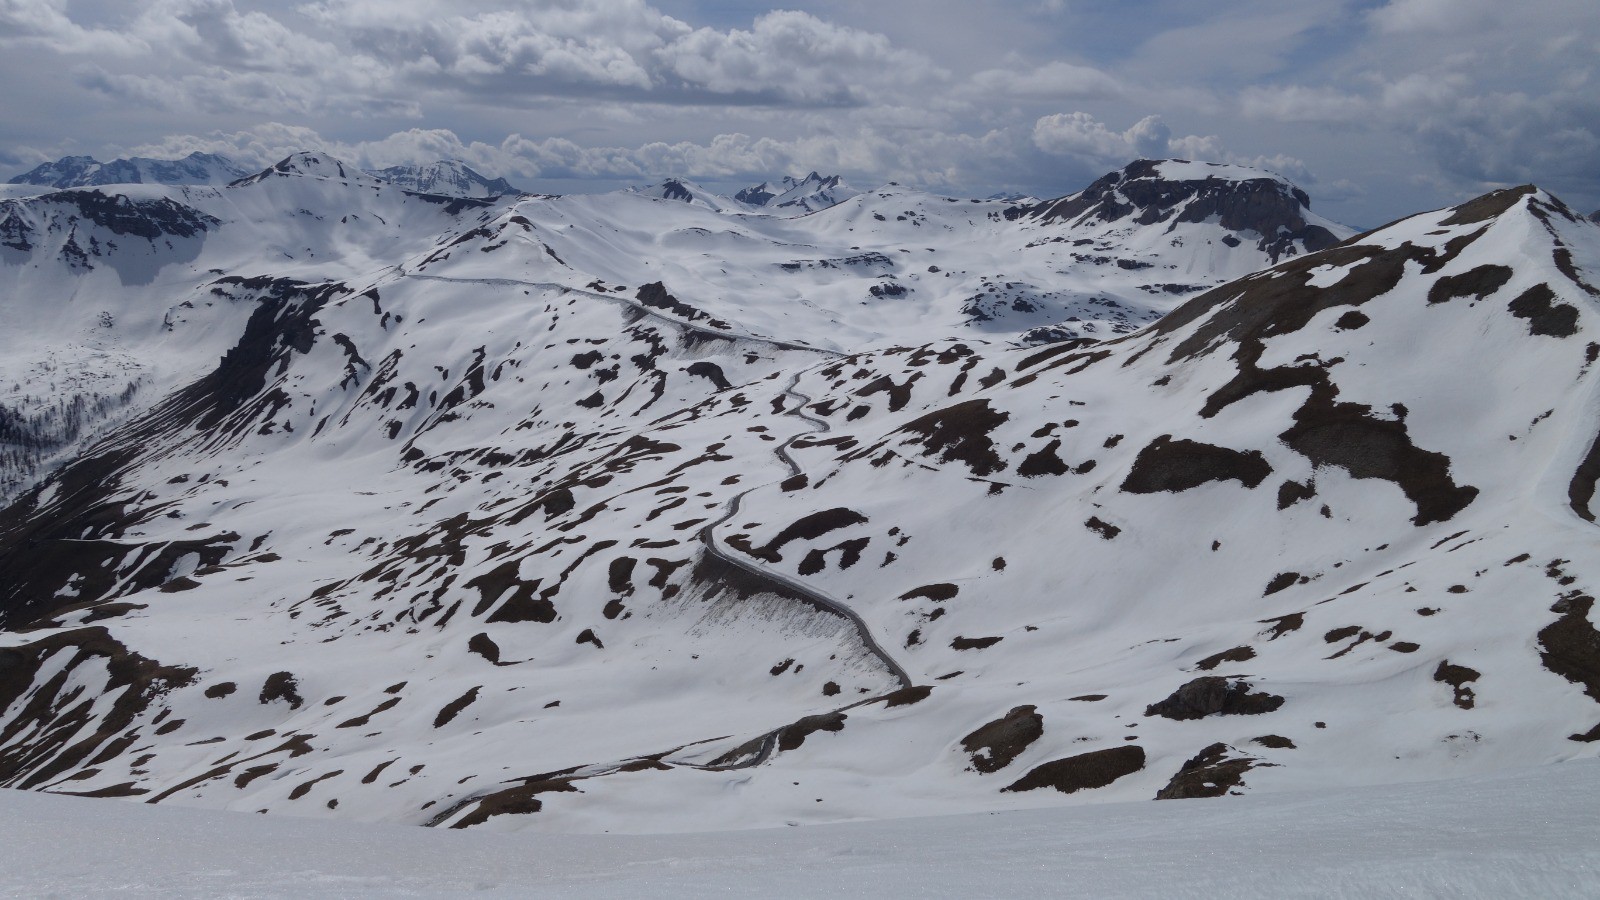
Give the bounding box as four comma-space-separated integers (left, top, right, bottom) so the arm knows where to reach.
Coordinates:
1032, 113, 1232, 169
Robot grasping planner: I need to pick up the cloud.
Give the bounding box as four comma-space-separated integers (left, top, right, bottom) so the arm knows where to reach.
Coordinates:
1032, 112, 1232, 169
2, 0, 1596, 223
968, 61, 1122, 101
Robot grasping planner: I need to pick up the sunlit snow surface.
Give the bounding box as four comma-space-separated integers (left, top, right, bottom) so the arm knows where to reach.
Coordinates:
2, 760, 1597, 898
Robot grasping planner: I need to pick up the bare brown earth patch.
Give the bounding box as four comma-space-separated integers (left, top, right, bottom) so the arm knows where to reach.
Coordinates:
896, 399, 1010, 477
1002, 745, 1145, 795
1120, 435, 1270, 494
960, 705, 1044, 773
1434, 661, 1481, 710
1155, 742, 1267, 799
1194, 646, 1256, 671
1145, 676, 1285, 720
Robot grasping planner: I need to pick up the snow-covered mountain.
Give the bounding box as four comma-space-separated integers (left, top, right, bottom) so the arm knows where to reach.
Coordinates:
7, 152, 248, 188
735, 172, 860, 213
3, 152, 1596, 836
369, 161, 519, 199
624, 177, 742, 212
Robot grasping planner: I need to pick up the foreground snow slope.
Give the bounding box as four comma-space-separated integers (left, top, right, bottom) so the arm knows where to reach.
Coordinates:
2, 156, 1596, 835
1, 759, 1596, 898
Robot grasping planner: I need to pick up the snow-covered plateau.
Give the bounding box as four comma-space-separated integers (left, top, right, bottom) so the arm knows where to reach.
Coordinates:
2, 758, 1596, 897
0, 150, 1596, 885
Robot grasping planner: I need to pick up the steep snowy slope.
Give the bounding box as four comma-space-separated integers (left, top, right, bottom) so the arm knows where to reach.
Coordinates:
0, 152, 509, 500
370, 161, 520, 199
0, 178, 1594, 836
8, 152, 248, 188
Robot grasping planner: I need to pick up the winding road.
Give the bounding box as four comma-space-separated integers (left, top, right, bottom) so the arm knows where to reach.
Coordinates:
697, 373, 913, 691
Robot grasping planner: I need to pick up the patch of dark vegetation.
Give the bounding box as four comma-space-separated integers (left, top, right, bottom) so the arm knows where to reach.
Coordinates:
1434, 661, 1480, 710
1253, 735, 1296, 749
1508, 283, 1580, 338
1194, 646, 1256, 671
1277, 480, 1315, 509
951, 635, 1004, 650
1017, 439, 1070, 477
1121, 435, 1270, 494
467, 560, 556, 624
732, 508, 867, 563
1278, 394, 1478, 526
900, 583, 959, 603
467, 632, 501, 665
686, 361, 731, 390
434, 687, 480, 728
1537, 590, 1600, 704
1259, 613, 1304, 640
895, 399, 1010, 477
1426, 264, 1514, 305
1569, 430, 1600, 523
444, 775, 580, 829
336, 696, 400, 729
857, 373, 921, 413
777, 712, 847, 752
204, 682, 237, 699
960, 705, 1043, 773
1084, 516, 1120, 540
1334, 310, 1369, 329
880, 685, 933, 708
1002, 745, 1145, 795
1263, 572, 1302, 596
1145, 676, 1285, 720
635, 282, 708, 324
576, 628, 603, 649
259, 672, 303, 710
797, 537, 870, 575
1155, 742, 1266, 799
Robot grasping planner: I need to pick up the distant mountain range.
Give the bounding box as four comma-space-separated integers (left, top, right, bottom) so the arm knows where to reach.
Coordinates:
5, 151, 248, 188
8, 152, 522, 199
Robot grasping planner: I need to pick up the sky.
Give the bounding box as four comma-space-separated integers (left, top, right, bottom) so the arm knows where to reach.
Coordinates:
0, 0, 1595, 227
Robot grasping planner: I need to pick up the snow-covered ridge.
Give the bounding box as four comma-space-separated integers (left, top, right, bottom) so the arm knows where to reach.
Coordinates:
735, 172, 861, 213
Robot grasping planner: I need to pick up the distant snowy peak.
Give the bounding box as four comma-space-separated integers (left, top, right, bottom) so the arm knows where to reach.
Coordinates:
368, 160, 518, 199
8, 152, 247, 188
736, 172, 860, 213
987, 191, 1041, 204
627, 177, 735, 211
231, 152, 388, 189
1020, 158, 1345, 262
